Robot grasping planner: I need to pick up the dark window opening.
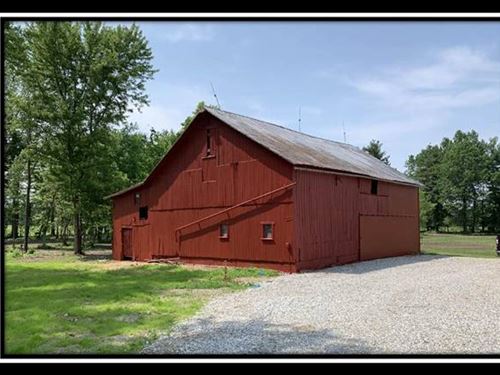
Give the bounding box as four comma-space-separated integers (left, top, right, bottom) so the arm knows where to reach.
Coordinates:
139, 206, 148, 220
262, 223, 273, 240
206, 129, 212, 156
134, 192, 140, 205
219, 223, 229, 239
371, 180, 378, 195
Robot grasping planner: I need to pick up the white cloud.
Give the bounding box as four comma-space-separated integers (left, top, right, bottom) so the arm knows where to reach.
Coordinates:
350, 46, 500, 113
128, 84, 214, 133
313, 47, 500, 170
161, 24, 215, 43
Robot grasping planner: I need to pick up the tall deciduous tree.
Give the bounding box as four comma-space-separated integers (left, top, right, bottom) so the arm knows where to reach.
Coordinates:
362, 139, 391, 165
439, 131, 490, 233
406, 145, 447, 231
11, 21, 156, 254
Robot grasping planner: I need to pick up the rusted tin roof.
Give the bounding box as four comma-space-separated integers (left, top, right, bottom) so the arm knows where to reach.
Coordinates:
206, 107, 421, 187
106, 107, 420, 199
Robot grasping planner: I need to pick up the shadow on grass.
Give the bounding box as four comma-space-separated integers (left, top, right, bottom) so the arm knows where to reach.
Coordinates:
4, 263, 250, 354
315, 255, 449, 275
142, 317, 375, 355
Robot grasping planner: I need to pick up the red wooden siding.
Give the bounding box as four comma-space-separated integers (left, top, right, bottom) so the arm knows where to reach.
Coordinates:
112, 113, 296, 271
294, 169, 360, 269
360, 215, 419, 261
294, 168, 420, 270
111, 111, 420, 273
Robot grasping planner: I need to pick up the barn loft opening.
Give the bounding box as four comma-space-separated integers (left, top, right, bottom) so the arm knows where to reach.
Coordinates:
206, 129, 212, 156
371, 180, 378, 195
139, 206, 148, 220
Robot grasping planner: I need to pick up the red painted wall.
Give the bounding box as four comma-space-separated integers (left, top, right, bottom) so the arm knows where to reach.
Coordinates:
293, 169, 419, 270
112, 113, 296, 271
112, 112, 420, 272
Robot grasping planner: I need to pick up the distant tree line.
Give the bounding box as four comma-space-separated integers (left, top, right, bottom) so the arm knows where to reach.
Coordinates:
364, 134, 499, 233
406, 131, 499, 233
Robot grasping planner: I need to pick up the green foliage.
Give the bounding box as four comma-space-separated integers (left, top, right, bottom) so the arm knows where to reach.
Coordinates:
4, 21, 157, 252
362, 139, 390, 165
407, 131, 499, 233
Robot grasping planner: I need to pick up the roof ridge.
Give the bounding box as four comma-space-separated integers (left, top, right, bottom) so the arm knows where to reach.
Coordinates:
207, 107, 417, 183
207, 107, 356, 148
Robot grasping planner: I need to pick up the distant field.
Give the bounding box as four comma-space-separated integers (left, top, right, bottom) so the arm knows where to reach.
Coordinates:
421, 232, 498, 258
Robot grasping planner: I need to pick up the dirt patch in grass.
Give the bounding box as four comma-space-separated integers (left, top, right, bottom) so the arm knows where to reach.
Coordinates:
4, 252, 277, 354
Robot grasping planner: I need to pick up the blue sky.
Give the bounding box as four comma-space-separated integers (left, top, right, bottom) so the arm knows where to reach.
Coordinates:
125, 21, 500, 171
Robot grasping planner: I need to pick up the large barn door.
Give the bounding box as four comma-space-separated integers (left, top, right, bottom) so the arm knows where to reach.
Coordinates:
122, 228, 133, 260
359, 215, 419, 261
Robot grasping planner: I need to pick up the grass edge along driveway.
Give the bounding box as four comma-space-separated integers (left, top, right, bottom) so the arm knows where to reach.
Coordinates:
5, 252, 278, 355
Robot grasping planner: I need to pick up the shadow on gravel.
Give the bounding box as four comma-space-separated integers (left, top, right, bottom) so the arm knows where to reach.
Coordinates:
142, 318, 376, 355
317, 255, 449, 275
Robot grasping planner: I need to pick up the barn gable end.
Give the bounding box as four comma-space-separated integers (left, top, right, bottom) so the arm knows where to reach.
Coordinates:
110, 110, 297, 271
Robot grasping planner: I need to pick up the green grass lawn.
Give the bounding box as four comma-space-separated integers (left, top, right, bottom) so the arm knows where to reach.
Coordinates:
4, 247, 278, 355
421, 232, 498, 258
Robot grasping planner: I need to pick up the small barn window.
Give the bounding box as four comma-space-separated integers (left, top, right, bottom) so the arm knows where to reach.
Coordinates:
139, 206, 148, 220
206, 129, 212, 156
261, 223, 274, 240
134, 192, 140, 205
219, 223, 229, 239
371, 180, 378, 195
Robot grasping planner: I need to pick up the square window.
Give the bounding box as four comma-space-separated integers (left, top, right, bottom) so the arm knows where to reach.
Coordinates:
262, 223, 273, 240
370, 180, 378, 195
139, 206, 148, 220
219, 223, 229, 239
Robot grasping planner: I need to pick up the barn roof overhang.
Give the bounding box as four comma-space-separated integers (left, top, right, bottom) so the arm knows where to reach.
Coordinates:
105, 107, 421, 200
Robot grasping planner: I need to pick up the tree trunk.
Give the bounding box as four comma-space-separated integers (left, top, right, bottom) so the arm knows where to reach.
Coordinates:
73, 200, 83, 255
61, 223, 69, 246
23, 158, 32, 253
471, 198, 477, 233
462, 196, 467, 233
11, 198, 19, 239
50, 197, 56, 238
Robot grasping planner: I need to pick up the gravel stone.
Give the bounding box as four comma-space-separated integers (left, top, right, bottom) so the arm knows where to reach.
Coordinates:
143, 255, 500, 355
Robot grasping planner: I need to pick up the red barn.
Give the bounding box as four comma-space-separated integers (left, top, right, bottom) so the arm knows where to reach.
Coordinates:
107, 107, 421, 272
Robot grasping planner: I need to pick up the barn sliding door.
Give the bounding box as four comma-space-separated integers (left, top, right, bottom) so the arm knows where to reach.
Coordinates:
359, 215, 419, 261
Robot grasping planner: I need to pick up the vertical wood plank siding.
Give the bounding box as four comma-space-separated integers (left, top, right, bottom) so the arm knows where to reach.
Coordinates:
112, 114, 296, 271
294, 169, 419, 270
111, 111, 420, 273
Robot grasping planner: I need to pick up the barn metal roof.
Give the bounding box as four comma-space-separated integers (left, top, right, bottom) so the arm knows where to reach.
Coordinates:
205, 107, 421, 187
106, 107, 420, 199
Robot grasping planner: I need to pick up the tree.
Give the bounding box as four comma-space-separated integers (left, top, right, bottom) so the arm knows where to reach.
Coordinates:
363, 139, 390, 165
483, 138, 500, 232
4, 23, 41, 252
10, 21, 156, 254
406, 145, 447, 231
439, 131, 490, 233
179, 101, 219, 129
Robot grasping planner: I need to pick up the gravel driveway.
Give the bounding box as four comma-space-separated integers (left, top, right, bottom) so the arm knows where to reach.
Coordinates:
143, 255, 500, 355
